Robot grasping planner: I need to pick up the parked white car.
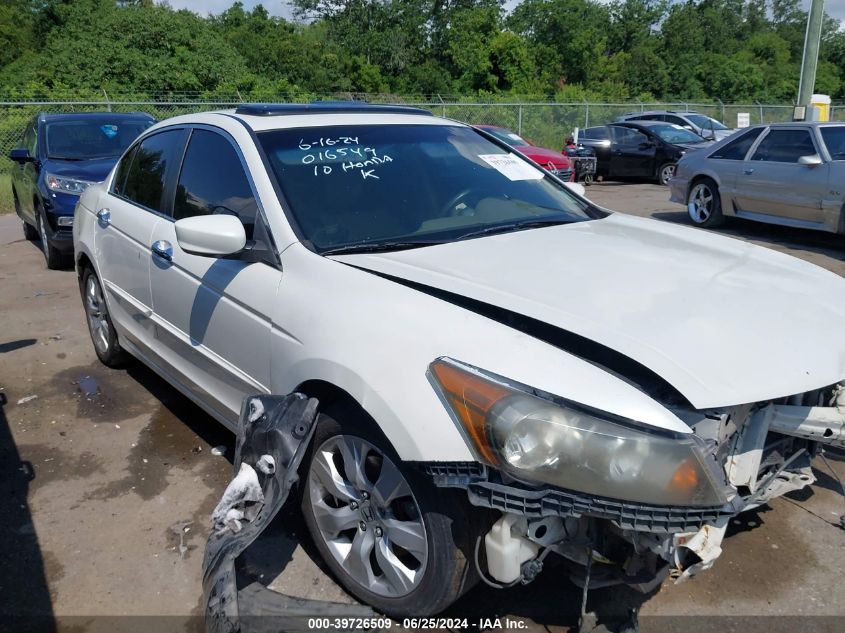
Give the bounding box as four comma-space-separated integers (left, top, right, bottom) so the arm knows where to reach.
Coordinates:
74, 103, 845, 616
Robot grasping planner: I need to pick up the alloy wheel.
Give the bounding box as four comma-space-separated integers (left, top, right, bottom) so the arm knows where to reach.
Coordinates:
660, 164, 676, 185
307, 435, 428, 598
688, 183, 714, 224
85, 275, 111, 355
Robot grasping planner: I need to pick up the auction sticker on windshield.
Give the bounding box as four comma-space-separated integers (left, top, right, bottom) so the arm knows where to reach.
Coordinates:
479, 153, 544, 181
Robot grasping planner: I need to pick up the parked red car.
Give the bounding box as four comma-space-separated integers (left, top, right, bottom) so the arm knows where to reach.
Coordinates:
475, 125, 574, 181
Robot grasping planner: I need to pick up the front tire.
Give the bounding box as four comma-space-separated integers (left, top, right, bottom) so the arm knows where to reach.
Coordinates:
81, 267, 130, 367
687, 178, 724, 227
301, 407, 476, 617
37, 207, 68, 269
657, 162, 676, 186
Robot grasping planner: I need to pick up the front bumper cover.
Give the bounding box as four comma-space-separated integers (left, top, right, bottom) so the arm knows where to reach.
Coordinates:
202, 394, 374, 633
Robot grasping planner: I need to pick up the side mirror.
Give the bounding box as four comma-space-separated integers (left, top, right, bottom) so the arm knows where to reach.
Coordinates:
175, 215, 246, 257
9, 148, 33, 163
798, 154, 823, 167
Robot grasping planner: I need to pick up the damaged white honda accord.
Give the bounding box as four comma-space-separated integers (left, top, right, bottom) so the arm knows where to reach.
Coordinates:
73, 103, 845, 617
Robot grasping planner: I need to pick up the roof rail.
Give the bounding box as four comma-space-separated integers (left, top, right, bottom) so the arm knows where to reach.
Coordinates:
234, 101, 433, 117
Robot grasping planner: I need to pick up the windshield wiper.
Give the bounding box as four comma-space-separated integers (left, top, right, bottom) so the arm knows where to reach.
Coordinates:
321, 240, 444, 256
454, 218, 574, 242
47, 155, 85, 161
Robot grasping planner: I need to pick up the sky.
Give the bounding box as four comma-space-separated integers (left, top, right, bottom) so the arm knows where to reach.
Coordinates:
161, 0, 845, 29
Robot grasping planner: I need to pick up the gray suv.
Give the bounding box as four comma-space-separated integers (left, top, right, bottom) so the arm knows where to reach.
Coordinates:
669, 122, 845, 234
616, 110, 735, 141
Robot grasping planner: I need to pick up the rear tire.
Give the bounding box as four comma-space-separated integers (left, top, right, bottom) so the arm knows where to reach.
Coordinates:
300, 405, 477, 617
13, 191, 37, 240
657, 162, 676, 186
81, 267, 130, 367
687, 178, 724, 227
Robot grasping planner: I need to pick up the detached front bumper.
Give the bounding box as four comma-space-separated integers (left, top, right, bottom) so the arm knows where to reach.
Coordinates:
202, 394, 373, 633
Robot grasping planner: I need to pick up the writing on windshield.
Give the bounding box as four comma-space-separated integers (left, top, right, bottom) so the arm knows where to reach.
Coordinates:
260, 124, 598, 252
297, 136, 395, 180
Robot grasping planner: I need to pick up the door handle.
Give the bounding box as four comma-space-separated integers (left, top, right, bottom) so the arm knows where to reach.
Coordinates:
97, 208, 111, 225
743, 168, 754, 175
151, 240, 173, 261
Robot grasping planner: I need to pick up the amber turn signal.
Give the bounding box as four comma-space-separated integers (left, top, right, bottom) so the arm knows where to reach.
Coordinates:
429, 359, 512, 465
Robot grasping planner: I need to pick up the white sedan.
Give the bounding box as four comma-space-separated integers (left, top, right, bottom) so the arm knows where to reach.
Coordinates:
74, 103, 845, 616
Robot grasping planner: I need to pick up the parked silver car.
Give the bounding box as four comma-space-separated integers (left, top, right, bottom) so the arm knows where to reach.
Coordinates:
616, 110, 735, 141
669, 122, 845, 233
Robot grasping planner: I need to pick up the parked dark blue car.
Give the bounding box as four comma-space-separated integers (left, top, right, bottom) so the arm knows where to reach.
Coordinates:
9, 112, 155, 268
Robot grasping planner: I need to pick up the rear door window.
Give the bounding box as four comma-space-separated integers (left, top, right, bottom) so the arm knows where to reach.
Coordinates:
112, 145, 138, 197
120, 129, 185, 213
581, 127, 609, 140
611, 127, 649, 145
173, 130, 259, 238
750, 129, 817, 163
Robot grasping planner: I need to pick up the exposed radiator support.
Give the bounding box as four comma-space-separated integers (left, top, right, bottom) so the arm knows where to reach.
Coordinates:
768, 404, 845, 448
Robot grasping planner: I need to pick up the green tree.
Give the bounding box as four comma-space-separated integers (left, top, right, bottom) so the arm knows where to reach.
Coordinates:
508, 0, 611, 88
1, 0, 251, 93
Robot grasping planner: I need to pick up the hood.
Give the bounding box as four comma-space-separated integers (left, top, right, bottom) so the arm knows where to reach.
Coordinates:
520, 146, 569, 169
333, 213, 845, 410
711, 129, 736, 141
42, 156, 119, 183
695, 129, 734, 142
674, 141, 715, 152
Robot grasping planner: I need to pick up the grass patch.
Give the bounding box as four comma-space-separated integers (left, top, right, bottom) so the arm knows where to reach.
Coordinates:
0, 174, 13, 214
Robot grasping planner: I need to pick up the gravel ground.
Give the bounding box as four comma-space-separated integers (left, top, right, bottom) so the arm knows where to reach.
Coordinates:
1, 183, 844, 633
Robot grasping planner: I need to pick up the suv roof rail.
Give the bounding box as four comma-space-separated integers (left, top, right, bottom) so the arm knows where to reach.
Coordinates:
234, 101, 434, 117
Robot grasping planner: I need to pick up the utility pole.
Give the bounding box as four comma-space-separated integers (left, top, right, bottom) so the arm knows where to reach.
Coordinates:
796, 0, 825, 119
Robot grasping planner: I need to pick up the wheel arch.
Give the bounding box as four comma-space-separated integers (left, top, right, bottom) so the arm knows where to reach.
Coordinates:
689, 172, 732, 215
76, 251, 93, 276
293, 379, 395, 450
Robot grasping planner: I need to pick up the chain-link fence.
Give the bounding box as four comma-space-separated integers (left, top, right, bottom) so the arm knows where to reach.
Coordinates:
1, 97, 842, 213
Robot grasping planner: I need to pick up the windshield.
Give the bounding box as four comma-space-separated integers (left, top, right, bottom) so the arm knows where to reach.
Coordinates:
45, 118, 152, 160
649, 124, 708, 144
259, 124, 598, 253
821, 126, 845, 160
684, 114, 728, 131
483, 127, 530, 147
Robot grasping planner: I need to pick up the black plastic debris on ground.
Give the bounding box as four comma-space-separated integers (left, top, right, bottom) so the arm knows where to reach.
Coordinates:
202, 393, 374, 633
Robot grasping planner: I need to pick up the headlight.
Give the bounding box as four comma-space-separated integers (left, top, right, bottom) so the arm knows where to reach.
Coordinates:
429, 358, 729, 507
45, 173, 92, 195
